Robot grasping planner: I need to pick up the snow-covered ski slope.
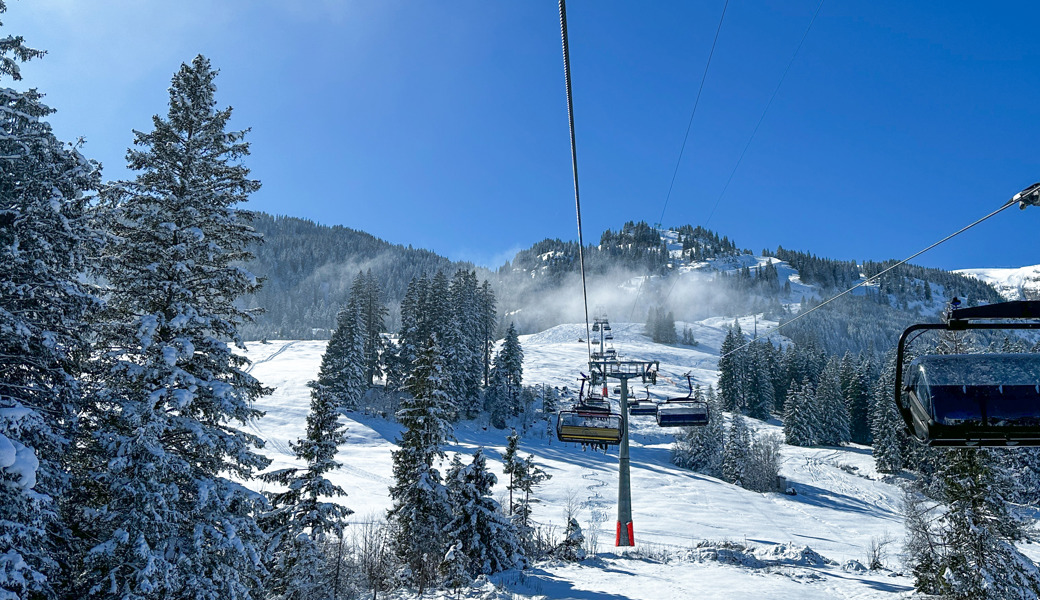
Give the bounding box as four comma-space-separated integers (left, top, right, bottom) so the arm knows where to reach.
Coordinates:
244, 320, 920, 599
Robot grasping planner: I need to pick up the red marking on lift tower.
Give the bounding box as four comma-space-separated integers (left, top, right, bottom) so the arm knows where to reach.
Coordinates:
615, 521, 634, 546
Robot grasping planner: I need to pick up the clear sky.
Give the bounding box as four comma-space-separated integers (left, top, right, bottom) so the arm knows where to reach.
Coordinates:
7, 0, 1040, 271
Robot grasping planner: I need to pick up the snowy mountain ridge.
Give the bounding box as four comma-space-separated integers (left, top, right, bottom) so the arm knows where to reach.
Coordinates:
955, 264, 1040, 301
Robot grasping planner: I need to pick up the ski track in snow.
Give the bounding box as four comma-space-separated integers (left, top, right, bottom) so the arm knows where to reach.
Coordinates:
242, 322, 919, 599
244, 340, 296, 374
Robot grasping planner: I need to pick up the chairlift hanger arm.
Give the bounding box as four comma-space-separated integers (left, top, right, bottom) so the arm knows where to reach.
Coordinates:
1014, 182, 1040, 209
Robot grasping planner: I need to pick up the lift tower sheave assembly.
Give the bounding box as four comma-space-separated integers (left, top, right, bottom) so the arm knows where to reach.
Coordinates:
588, 358, 659, 547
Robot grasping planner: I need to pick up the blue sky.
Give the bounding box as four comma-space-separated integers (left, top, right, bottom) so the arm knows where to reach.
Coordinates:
7, 0, 1040, 271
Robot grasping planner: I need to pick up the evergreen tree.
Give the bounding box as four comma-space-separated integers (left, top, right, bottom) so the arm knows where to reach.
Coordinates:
449, 270, 485, 417
360, 270, 388, 387
81, 55, 270, 599
717, 324, 745, 412
840, 352, 873, 444
311, 296, 366, 412
484, 366, 510, 430
783, 378, 817, 447
387, 335, 455, 592
499, 322, 524, 393
397, 275, 429, 368
815, 358, 850, 446
510, 454, 550, 554
425, 271, 451, 341
502, 430, 521, 514
646, 307, 678, 344
486, 323, 524, 420
681, 324, 697, 346
555, 518, 586, 562
870, 354, 904, 473
0, 11, 100, 596
908, 449, 1040, 599
440, 541, 469, 597
745, 343, 775, 420
261, 368, 353, 599
722, 414, 752, 486
477, 280, 498, 386
444, 449, 521, 577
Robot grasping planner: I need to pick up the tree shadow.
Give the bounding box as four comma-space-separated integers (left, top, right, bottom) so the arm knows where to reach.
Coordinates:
783, 480, 902, 523
500, 564, 638, 600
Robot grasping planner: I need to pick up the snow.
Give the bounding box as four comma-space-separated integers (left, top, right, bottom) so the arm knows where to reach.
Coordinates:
956, 264, 1040, 301
243, 322, 917, 598
0, 434, 16, 469
0, 438, 39, 490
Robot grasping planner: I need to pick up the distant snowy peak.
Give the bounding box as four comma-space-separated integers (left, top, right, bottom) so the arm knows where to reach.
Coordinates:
955, 265, 1040, 301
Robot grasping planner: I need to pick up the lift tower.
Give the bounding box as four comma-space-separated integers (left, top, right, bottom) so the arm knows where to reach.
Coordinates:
589, 358, 658, 546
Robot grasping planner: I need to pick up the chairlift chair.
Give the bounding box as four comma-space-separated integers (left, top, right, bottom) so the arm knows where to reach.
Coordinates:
629, 387, 659, 416
555, 375, 623, 446
895, 300, 1040, 446
656, 373, 709, 427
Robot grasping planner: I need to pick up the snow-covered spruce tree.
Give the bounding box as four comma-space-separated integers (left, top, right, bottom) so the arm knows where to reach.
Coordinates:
744, 342, 775, 420
870, 354, 903, 474
502, 430, 521, 515
744, 433, 783, 493
448, 270, 483, 417
716, 324, 745, 413
906, 449, 1040, 599
484, 365, 510, 430
438, 316, 466, 421
671, 385, 724, 477
79, 55, 271, 599
554, 518, 586, 562
439, 541, 469, 597
261, 354, 353, 600
477, 280, 497, 386
509, 454, 550, 555
815, 357, 850, 446
722, 413, 752, 486
783, 378, 816, 447
387, 335, 455, 594
444, 449, 521, 577
497, 323, 524, 416
359, 269, 387, 387
0, 9, 101, 596
396, 274, 429, 371
311, 278, 367, 412
839, 352, 872, 444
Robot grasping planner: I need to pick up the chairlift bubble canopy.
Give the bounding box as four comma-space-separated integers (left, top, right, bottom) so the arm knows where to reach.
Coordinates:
896, 300, 1040, 446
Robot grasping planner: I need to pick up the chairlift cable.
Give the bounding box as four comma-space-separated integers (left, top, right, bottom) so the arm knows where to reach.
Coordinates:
703, 0, 826, 228
638, 0, 823, 323
628, 0, 729, 323
722, 195, 1022, 358
657, 0, 730, 229
559, 0, 593, 362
